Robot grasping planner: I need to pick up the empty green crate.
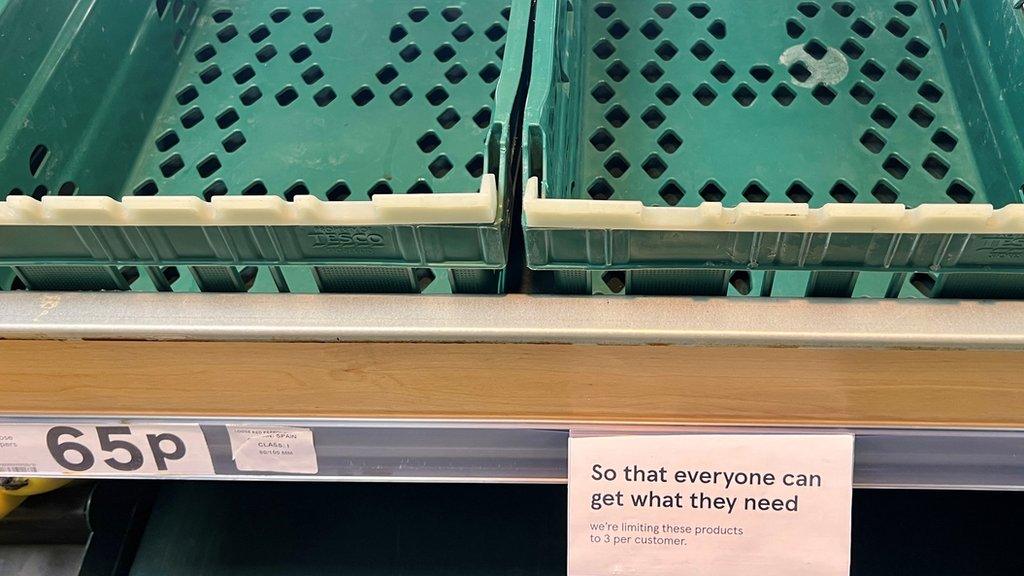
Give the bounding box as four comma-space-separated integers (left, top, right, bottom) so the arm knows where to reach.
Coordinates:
0, 0, 528, 293
524, 0, 1024, 297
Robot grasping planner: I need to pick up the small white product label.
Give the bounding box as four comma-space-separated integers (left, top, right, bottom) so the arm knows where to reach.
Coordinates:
0, 424, 214, 476
226, 425, 318, 474
568, 434, 854, 576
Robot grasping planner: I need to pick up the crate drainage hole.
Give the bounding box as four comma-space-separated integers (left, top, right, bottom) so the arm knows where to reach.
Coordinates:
602, 271, 626, 294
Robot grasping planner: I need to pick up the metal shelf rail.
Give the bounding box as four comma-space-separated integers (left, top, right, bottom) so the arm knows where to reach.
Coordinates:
1, 292, 1024, 490
2, 291, 1024, 347
1, 418, 1022, 490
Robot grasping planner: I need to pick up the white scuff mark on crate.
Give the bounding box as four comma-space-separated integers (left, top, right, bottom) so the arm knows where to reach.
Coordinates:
780, 44, 849, 87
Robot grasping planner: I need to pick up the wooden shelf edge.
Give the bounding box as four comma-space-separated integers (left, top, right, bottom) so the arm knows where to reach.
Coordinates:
3, 339, 1023, 430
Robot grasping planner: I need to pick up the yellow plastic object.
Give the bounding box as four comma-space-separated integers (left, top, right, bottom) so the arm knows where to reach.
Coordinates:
0, 477, 71, 521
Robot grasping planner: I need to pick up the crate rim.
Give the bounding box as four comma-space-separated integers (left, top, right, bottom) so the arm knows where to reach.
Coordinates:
524, 177, 1024, 234
0, 174, 498, 226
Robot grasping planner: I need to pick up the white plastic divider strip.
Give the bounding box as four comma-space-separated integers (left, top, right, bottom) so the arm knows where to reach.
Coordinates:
524, 177, 1024, 234
0, 175, 498, 227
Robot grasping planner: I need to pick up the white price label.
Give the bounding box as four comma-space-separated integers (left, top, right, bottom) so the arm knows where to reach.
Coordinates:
226, 425, 318, 474
569, 434, 854, 576
0, 424, 214, 476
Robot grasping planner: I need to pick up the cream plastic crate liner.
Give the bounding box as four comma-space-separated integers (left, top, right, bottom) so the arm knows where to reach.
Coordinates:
0, 175, 498, 227
525, 177, 1024, 234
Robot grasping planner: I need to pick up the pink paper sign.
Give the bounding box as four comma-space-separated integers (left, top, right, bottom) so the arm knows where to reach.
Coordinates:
569, 434, 853, 576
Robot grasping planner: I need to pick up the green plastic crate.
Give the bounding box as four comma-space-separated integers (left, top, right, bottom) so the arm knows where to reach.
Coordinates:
524, 0, 1024, 298
0, 0, 529, 293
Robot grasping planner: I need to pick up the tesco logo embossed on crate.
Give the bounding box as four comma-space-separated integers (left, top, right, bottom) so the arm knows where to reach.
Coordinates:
305, 227, 389, 251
